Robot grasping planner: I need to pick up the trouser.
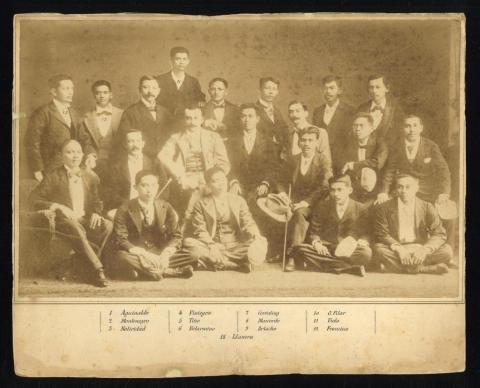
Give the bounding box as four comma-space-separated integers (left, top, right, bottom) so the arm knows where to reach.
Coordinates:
55, 216, 113, 271
372, 243, 453, 274
288, 206, 311, 248
292, 243, 372, 273
113, 247, 197, 279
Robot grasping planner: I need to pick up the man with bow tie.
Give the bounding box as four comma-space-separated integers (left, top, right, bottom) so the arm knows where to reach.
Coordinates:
356, 74, 405, 145
30, 140, 112, 287
115, 75, 172, 161
202, 78, 241, 141
25, 74, 95, 182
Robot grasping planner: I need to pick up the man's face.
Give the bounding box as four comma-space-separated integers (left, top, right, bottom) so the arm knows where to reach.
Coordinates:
298, 133, 318, 155
171, 52, 190, 72
62, 141, 83, 168
185, 108, 203, 129
403, 117, 423, 143
368, 77, 389, 103
323, 81, 341, 104
94, 85, 112, 107
208, 81, 227, 102
352, 117, 374, 141
126, 132, 145, 155
240, 108, 259, 131
396, 177, 419, 203
329, 182, 352, 204
260, 81, 279, 102
136, 175, 159, 202
208, 171, 228, 195
52, 79, 74, 104
288, 103, 308, 125
140, 80, 160, 101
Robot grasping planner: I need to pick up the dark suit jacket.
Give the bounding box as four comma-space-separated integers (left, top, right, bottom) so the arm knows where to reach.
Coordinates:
202, 100, 241, 140
277, 152, 332, 205
307, 198, 370, 246
156, 72, 205, 115
191, 193, 259, 245
312, 100, 354, 153
356, 97, 405, 143
30, 166, 102, 216
116, 101, 172, 160
24, 101, 94, 173
373, 197, 446, 251
255, 101, 289, 157
226, 130, 277, 195
113, 198, 182, 252
380, 137, 451, 203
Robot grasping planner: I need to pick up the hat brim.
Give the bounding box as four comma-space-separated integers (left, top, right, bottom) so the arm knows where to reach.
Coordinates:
256, 197, 290, 223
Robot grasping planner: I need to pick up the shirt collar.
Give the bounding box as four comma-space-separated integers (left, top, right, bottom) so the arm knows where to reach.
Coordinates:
212, 100, 226, 108
336, 198, 350, 210
141, 97, 156, 110
171, 71, 185, 83
325, 99, 340, 111
398, 197, 416, 211
137, 198, 154, 210
243, 129, 257, 138
128, 153, 143, 162
64, 164, 81, 174
53, 98, 71, 111
258, 98, 273, 109
405, 138, 421, 149
95, 104, 113, 114
301, 153, 315, 163
370, 98, 386, 110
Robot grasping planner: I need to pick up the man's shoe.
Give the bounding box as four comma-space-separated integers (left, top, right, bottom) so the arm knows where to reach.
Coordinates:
180, 265, 194, 279
127, 269, 139, 280
352, 265, 366, 277
418, 263, 449, 275
266, 254, 281, 263
285, 258, 296, 272
93, 269, 109, 287
237, 262, 252, 274
447, 261, 459, 269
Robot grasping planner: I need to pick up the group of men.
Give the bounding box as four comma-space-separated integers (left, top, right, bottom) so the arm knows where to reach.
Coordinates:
24, 46, 457, 288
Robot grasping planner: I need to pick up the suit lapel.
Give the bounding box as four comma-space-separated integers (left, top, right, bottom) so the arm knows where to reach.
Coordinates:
176, 132, 189, 165
203, 197, 217, 239
292, 154, 301, 186
227, 194, 242, 229
128, 199, 143, 235
49, 102, 71, 129
414, 197, 423, 233
379, 98, 393, 131
111, 107, 123, 134
59, 167, 73, 209
389, 199, 400, 241
83, 111, 100, 147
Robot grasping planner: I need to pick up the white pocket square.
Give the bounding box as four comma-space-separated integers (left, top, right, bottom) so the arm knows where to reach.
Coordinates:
424, 157, 432, 163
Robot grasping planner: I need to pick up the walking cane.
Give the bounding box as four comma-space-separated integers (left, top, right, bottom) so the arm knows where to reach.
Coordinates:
155, 178, 173, 199
282, 184, 292, 272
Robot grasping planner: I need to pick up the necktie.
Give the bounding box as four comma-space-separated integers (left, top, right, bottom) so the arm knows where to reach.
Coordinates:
266, 107, 274, 122
67, 170, 81, 183
62, 108, 72, 127
97, 110, 112, 116
140, 206, 153, 226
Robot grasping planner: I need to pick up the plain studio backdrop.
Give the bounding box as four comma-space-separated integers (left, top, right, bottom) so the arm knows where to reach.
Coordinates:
16, 16, 462, 183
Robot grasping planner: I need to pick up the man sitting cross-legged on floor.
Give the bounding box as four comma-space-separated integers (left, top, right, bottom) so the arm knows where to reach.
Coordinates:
184, 166, 266, 273
372, 173, 453, 275
110, 170, 196, 280
289, 174, 372, 276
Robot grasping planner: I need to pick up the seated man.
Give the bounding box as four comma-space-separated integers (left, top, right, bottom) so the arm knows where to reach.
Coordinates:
29, 139, 112, 287
290, 175, 372, 276
185, 167, 264, 273
158, 104, 230, 223
111, 170, 196, 280
373, 173, 453, 274
336, 112, 388, 204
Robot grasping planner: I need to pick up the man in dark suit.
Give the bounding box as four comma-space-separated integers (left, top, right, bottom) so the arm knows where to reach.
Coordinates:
115, 75, 172, 161
202, 78, 241, 141
156, 46, 206, 117
30, 140, 112, 287
336, 112, 389, 204
103, 129, 169, 219
373, 173, 453, 274
356, 74, 405, 144
312, 75, 354, 155
25, 74, 95, 181
290, 175, 372, 275
255, 77, 289, 159
80, 80, 124, 182
111, 170, 195, 280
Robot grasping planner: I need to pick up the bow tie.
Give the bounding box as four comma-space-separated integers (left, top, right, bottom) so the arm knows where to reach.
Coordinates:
97, 110, 112, 116
213, 103, 225, 108
146, 105, 156, 112
67, 170, 82, 179
358, 144, 368, 149
370, 105, 384, 113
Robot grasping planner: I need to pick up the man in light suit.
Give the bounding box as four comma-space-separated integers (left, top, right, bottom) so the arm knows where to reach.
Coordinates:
80, 80, 124, 180
312, 75, 354, 156
202, 78, 241, 141
29, 140, 112, 287
356, 74, 405, 145
373, 173, 453, 274
25, 74, 95, 181
116, 75, 172, 161
158, 104, 230, 222
184, 167, 263, 272
156, 46, 206, 117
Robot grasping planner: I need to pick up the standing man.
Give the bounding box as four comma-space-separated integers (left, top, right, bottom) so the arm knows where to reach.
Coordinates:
356, 74, 405, 143
312, 75, 354, 155
116, 75, 172, 160
80, 80, 124, 178
289, 175, 372, 275
30, 140, 112, 287
25, 74, 95, 181
156, 46, 206, 116
111, 170, 196, 280
255, 77, 289, 159
202, 77, 241, 141
373, 173, 453, 274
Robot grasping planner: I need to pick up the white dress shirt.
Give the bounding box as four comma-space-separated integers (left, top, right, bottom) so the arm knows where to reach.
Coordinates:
336, 198, 349, 219
65, 165, 85, 219
405, 139, 421, 162
171, 71, 185, 90
323, 99, 340, 126
300, 154, 314, 176
128, 155, 144, 199
141, 97, 157, 120
95, 104, 113, 137
369, 99, 386, 130
398, 198, 416, 243
53, 99, 72, 128
243, 130, 257, 155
